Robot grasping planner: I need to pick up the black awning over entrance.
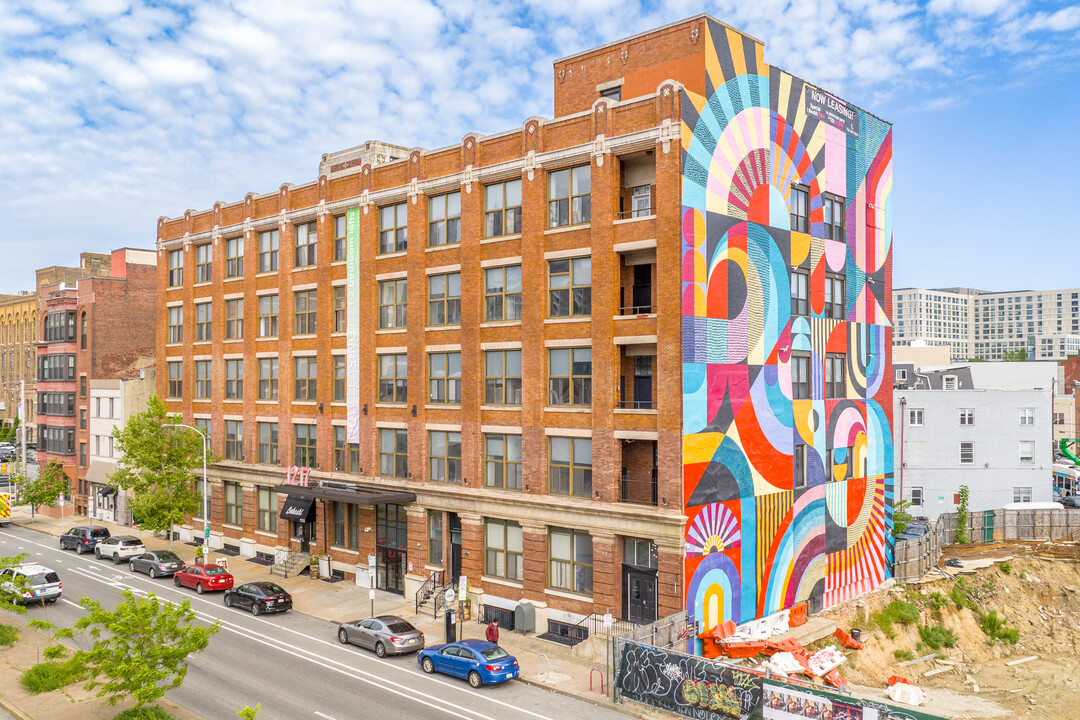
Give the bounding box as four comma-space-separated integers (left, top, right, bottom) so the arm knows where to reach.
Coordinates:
279, 495, 316, 522
274, 484, 415, 506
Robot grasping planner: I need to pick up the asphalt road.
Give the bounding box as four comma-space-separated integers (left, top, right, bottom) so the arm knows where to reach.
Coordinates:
0, 524, 626, 720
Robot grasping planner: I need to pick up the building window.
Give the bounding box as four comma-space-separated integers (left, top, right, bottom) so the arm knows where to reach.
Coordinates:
167, 361, 182, 399
911, 487, 923, 507
333, 355, 346, 403
1013, 487, 1032, 503
1055, 412, 1066, 425
484, 434, 521, 490
79, 442, 87, 467
258, 294, 278, 337
194, 360, 211, 400
484, 179, 522, 237
549, 528, 592, 594
167, 249, 183, 287
79, 408, 87, 429
378, 202, 407, 254
333, 286, 346, 333
790, 269, 808, 316
549, 436, 592, 497
378, 279, 407, 329
428, 352, 461, 404
294, 221, 317, 268
167, 306, 183, 344
257, 487, 277, 533
1019, 441, 1035, 464
896, 369, 907, 383
224, 359, 243, 400
428, 273, 461, 326
224, 420, 243, 461
379, 428, 407, 478
428, 512, 443, 566
225, 236, 244, 278
194, 418, 211, 451
293, 424, 316, 467
794, 444, 806, 488
294, 289, 317, 335
484, 265, 522, 322
195, 243, 212, 283
791, 354, 811, 400
960, 441, 974, 465
258, 229, 279, 273
943, 375, 958, 390
428, 431, 461, 483
258, 422, 278, 464
332, 501, 360, 550
484, 350, 521, 405
224, 481, 243, 526
485, 519, 523, 581
428, 191, 461, 246
825, 274, 845, 320
195, 302, 211, 342
909, 408, 924, 426
549, 257, 591, 317
224, 298, 243, 340
822, 193, 844, 241
258, 357, 278, 400
825, 354, 845, 399
789, 184, 809, 233
293, 357, 317, 402
378, 354, 407, 403
548, 165, 591, 228
1020, 408, 1034, 425
548, 347, 592, 406
333, 215, 347, 262
333, 426, 348, 471
959, 408, 974, 426
81, 311, 87, 349
624, 538, 658, 569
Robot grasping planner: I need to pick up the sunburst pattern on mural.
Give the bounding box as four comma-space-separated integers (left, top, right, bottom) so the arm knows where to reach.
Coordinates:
686, 502, 743, 557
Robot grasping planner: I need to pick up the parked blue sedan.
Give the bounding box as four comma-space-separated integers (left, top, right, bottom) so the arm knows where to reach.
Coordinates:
417, 639, 519, 687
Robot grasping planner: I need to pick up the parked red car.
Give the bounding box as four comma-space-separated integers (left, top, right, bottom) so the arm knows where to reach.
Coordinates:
173, 564, 234, 594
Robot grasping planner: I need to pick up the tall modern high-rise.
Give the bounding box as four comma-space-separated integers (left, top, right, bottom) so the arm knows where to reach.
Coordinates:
895, 287, 1080, 362
155, 14, 894, 632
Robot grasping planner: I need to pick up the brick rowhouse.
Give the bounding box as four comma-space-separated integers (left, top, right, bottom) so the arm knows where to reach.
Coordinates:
156, 13, 894, 634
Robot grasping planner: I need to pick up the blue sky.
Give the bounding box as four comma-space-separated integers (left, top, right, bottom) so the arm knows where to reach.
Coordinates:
1, 0, 1078, 295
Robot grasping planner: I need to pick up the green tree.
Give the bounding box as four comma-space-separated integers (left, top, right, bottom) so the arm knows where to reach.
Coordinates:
0, 551, 32, 614
237, 704, 261, 720
956, 484, 970, 544
19, 459, 69, 520
893, 499, 913, 537
110, 395, 217, 550
62, 589, 219, 710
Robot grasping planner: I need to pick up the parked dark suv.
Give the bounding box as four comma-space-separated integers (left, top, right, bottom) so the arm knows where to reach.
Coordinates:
59, 526, 111, 554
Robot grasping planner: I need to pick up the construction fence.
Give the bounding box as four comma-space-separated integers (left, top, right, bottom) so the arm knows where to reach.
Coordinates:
894, 506, 1080, 581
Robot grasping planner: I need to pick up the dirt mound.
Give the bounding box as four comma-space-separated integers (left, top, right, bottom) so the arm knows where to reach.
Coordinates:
820, 554, 1080, 719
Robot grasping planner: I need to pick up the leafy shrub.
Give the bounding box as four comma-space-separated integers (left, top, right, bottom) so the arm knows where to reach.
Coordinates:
0, 623, 18, 646
926, 592, 949, 610
19, 657, 88, 694
918, 624, 958, 650
113, 708, 178, 720
981, 610, 1020, 644
894, 649, 915, 661
950, 580, 978, 612
999, 561, 1012, 575
871, 600, 920, 638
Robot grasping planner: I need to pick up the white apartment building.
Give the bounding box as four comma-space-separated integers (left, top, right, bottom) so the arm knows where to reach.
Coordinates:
895, 287, 1080, 362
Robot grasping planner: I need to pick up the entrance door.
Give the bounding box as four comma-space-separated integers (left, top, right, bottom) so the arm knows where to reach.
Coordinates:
448, 513, 462, 583
624, 568, 657, 625
376, 504, 407, 594
293, 520, 314, 554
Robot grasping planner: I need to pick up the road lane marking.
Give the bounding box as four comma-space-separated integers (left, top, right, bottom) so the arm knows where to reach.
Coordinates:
314, 713, 337, 720
61, 598, 84, 610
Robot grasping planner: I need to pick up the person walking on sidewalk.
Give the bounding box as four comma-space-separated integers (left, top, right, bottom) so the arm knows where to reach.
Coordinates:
485, 620, 499, 644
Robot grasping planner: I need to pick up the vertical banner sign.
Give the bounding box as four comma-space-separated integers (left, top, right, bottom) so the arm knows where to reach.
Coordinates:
346, 208, 361, 444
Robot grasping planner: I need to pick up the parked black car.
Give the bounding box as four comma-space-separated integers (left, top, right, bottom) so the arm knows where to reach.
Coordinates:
59, 526, 111, 554
223, 581, 293, 616
128, 550, 185, 578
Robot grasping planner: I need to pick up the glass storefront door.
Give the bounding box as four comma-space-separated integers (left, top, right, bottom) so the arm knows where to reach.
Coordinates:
376, 504, 407, 594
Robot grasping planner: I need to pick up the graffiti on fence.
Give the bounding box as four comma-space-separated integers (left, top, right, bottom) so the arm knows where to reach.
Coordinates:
762, 682, 946, 720
617, 642, 762, 719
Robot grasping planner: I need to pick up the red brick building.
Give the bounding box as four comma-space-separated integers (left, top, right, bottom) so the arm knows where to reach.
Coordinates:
155, 15, 763, 632
36, 249, 157, 515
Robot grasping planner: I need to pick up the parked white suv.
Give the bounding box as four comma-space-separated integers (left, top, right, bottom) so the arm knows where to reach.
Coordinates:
95, 535, 146, 564
0, 563, 61, 605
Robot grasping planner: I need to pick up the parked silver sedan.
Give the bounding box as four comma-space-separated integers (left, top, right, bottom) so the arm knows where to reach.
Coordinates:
337, 615, 425, 657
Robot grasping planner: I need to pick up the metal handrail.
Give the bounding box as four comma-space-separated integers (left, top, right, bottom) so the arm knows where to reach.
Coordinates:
414, 570, 445, 615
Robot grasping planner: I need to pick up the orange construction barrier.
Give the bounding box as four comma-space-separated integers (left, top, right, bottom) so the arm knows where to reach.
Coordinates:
789, 602, 808, 627
833, 628, 864, 650
700, 636, 722, 659
888, 675, 913, 687
764, 637, 804, 656
824, 668, 848, 688
720, 640, 768, 659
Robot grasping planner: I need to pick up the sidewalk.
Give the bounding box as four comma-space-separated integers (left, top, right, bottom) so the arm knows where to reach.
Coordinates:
6, 506, 661, 720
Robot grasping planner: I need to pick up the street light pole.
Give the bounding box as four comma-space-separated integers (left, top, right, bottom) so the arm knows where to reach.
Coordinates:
164, 423, 208, 556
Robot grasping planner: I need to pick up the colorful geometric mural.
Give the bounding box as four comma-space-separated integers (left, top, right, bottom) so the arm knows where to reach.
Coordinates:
681, 20, 894, 631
